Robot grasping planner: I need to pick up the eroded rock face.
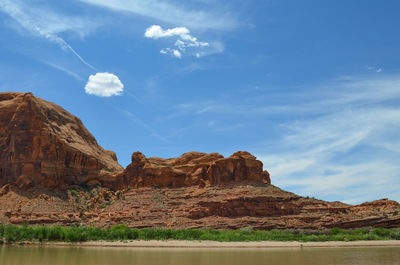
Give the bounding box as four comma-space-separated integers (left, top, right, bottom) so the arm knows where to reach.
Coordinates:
2, 185, 399, 230
1, 92, 399, 230
0, 92, 123, 189
0, 92, 270, 191
102, 151, 271, 189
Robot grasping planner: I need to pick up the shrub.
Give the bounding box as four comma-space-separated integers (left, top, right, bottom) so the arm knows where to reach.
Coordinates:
0, 224, 399, 243
373, 228, 391, 238
330, 227, 344, 235
4, 225, 19, 242
46, 226, 64, 241
239, 226, 254, 235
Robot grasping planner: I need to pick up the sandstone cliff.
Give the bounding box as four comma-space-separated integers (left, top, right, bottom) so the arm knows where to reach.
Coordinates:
0, 92, 270, 190
1, 184, 399, 230
101, 151, 270, 190
0, 92, 399, 230
0, 92, 123, 189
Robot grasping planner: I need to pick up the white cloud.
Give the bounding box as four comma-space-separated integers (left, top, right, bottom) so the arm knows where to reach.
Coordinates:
176, 75, 400, 116
254, 75, 400, 204
85, 72, 124, 97
145, 25, 189, 39
77, 0, 237, 30
173, 49, 182, 59
145, 25, 209, 48
0, 0, 97, 70
170, 75, 400, 203
145, 25, 211, 58
160, 48, 181, 59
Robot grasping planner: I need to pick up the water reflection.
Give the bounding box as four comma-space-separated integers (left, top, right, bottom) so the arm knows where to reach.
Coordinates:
1, 245, 400, 265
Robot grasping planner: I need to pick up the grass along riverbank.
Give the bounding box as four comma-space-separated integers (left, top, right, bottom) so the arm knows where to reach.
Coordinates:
0, 224, 400, 244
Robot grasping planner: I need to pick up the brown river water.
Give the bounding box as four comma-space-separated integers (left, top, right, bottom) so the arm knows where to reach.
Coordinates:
1, 245, 400, 265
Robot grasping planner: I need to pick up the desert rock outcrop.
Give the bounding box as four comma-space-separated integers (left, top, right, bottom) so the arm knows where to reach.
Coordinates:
0, 92, 399, 231
102, 151, 271, 189
0, 92, 123, 189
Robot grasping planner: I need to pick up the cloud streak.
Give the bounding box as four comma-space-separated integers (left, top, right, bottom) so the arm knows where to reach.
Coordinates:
77, 0, 237, 30
174, 75, 400, 116
0, 0, 97, 70
113, 107, 168, 142
256, 75, 400, 204
41, 61, 84, 82
168, 75, 400, 203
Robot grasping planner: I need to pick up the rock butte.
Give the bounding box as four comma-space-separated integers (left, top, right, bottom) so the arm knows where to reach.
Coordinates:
100, 151, 271, 190
0, 92, 270, 190
0, 92, 122, 189
0, 92, 399, 230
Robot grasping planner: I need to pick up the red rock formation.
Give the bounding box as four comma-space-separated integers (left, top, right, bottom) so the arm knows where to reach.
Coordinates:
102, 151, 271, 189
1, 184, 399, 230
1, 92, 399, 230
0, 92, 123, 189
0, 92, 269, 191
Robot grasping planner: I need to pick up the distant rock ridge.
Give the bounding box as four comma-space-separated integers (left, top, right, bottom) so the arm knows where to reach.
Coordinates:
100, 151, 271, 190
0, 92, 270, 190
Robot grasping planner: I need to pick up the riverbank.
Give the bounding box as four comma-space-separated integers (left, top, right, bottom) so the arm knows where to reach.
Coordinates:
1, 224, 400, 244
7, 240, 400, 248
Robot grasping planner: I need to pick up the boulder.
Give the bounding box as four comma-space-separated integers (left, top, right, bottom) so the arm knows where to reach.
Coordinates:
0, 184, 10, 196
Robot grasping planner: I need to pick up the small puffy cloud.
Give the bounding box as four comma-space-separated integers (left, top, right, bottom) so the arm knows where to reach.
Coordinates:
173, 50, 182, 58
145, 25, 189, 39
145, 25, 212, 58
160, 48, 182, 59
85, 72, 124, 97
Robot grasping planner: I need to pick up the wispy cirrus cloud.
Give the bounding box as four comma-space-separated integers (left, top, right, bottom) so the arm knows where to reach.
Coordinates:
0, 0, 98, 70
41, 60, 84, 82
113, 106, 168, 143
256, 75, 400, 204
173, 75, 400, 116
145, 25, 212, 58
367, 64, 383, 73
77, 0, 238, 30
167, 75, 400, 204
259, 106, 400, 197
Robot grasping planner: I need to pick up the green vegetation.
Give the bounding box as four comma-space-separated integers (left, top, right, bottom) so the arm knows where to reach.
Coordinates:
0, 224, 399, 243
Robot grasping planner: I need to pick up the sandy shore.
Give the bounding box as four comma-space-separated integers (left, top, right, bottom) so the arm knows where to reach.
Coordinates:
15, 240, 400, 249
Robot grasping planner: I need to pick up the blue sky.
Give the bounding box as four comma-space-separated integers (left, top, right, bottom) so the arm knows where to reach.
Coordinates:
1, 0, 400, 204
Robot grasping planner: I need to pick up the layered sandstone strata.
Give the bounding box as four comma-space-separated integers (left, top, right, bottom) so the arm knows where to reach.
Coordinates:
0, 92, 399, 230
101, 151, 271, 189
0, 92, 270, 191
1, 184, 399, 230
0, 92, 123, 189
